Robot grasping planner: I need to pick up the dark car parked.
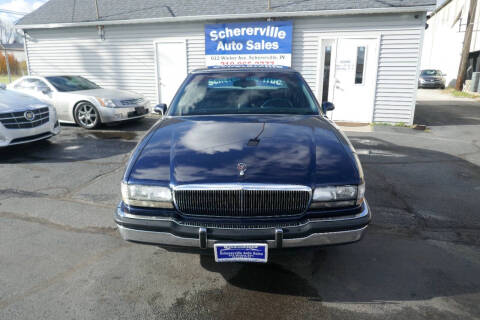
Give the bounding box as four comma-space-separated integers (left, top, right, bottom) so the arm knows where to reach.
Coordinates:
418, 69, 446, 89
115, 67, 371, 263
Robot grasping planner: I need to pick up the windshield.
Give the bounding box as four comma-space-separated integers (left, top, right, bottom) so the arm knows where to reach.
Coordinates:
169, 72, 320, 116
421, 70, 441, 76
46, 76, 101, 92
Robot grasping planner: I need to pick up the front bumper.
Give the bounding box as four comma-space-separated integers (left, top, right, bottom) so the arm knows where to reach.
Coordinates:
418, 82, 444, 88
99, 105, 149, 123
0, 120, 60, 147
114, 201, 371, 249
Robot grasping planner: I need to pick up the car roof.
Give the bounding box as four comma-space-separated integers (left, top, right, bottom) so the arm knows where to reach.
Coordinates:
191, 66, 299, 74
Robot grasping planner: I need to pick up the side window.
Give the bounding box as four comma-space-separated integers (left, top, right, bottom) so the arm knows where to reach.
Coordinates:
30, 79, 50, 92
15, 78, 49, 92
14, 79, 31, 89
354, 46, 366, 84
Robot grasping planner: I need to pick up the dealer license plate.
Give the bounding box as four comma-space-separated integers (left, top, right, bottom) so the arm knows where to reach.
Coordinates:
214, 243, 268, 263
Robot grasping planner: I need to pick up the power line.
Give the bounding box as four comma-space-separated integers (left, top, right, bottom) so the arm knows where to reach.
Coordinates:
0, 9, 28, 16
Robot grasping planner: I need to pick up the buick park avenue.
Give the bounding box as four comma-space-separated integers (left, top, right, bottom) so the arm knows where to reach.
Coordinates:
115, 67, 371, 263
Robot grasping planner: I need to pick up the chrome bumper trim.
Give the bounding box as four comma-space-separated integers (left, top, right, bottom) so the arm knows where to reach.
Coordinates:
5, 132, 55, 147
119, 200, 369, 229
117, 225, 368, 249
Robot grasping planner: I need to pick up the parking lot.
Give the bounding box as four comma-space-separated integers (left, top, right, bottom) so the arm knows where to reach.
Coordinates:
1, 95, 480, 319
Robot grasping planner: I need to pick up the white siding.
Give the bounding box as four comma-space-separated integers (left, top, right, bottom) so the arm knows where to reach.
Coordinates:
25, 13, 426, 123
421, 0, 480, 87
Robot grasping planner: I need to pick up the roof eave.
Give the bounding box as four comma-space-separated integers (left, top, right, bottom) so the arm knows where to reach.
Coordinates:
16, 5, 434, 30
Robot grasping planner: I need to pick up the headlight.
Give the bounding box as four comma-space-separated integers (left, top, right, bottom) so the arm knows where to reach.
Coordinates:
310, 185, 363, 209
96, 97, 117, 108
312, 185, 357, 201
121, 182, 173, 208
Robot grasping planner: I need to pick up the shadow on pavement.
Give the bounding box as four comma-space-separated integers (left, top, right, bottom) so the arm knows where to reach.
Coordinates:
414, 100, 480, 126
196, 137, 480, 306
0, 118, 159, 164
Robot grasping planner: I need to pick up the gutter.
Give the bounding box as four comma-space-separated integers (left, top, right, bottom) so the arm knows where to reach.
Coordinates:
428, 0, 453, 19
16, 5, 434, 30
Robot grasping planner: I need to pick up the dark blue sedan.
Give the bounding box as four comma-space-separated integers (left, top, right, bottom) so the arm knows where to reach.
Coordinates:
115, 67, 370, 263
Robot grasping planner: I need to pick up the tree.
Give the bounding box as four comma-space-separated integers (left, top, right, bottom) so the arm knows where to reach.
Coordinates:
0, 18, 16, 44
0, 18, 17, 82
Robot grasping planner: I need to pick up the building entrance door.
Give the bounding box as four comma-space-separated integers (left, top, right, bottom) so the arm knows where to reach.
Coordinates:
319, 37, 378, 122
155, 40, 187, 105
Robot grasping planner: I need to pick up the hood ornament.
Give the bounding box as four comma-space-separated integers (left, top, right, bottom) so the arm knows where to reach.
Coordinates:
237, 162, 247, 176
24, 111, 35, 121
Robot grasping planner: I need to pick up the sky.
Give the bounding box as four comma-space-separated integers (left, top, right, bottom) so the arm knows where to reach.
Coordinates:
0, 0, 47, 23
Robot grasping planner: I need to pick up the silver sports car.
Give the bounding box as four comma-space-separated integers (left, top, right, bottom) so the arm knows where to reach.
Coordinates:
8, 76, 150, 129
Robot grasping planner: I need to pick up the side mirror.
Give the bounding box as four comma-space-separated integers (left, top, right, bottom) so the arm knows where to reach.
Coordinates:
322, 101, 335, 114
154, 103, 167, 115
442, 73, 447, 77
0, 84, 6, 90
41, 88, 52, 95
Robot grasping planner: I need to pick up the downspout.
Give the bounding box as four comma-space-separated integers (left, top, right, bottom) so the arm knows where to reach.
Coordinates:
23, 32, 31, 76
94, 0, 105, 40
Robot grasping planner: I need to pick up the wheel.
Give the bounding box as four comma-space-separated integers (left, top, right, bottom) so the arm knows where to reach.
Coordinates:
441, 85, 445, 90
74, 102, 100, 129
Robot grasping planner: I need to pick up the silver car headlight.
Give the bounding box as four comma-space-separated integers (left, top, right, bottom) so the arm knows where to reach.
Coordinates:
96, 97, 117, 108
121, 182, 174, 208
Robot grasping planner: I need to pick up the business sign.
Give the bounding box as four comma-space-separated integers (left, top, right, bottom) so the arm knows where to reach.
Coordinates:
205, 21, 293, 67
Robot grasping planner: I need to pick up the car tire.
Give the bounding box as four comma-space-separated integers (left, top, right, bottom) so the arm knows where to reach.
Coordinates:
74, 102, 101, 129
441, 85, 445, 90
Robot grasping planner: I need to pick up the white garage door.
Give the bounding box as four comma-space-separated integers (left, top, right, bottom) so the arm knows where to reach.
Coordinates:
319, 37, 378, 123
155, 40, 187, 105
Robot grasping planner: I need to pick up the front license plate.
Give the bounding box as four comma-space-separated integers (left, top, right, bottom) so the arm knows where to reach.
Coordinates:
214, 243, 268, 263
135, 107, 146, 114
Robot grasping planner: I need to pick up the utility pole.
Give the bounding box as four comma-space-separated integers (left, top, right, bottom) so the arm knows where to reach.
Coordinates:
0, 42, 12, 83
4, 46, 11, 83
455, 0, 478, 91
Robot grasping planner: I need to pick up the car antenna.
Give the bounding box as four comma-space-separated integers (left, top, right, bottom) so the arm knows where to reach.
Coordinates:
247, 123, 266, 146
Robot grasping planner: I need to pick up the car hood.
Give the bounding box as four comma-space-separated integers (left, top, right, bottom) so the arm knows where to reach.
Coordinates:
0, 89, 48, 113
127, 115, 360, 187
73, 88, 141, 100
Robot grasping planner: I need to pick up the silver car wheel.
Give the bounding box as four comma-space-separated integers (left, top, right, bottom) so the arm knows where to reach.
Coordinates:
75, 103, 99, 129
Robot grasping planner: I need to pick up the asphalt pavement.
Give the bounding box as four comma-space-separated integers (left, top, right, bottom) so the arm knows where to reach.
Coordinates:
1, 97, 479, 320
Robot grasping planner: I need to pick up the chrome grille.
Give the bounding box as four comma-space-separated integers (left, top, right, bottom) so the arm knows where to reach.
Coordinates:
0, 107, 50, 129
120, 98, 144, 106
174, 184, 311, 217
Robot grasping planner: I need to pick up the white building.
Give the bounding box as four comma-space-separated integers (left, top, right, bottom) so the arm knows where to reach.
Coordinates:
17, 0, 435, 124
422, 0, 480, 87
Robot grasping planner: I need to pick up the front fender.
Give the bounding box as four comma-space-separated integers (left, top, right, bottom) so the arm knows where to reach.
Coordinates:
67, 95, 103, 122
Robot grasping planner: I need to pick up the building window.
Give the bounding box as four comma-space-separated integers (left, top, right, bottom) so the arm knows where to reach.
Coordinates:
322, 45, 332, 102
355, 46, 366, 84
